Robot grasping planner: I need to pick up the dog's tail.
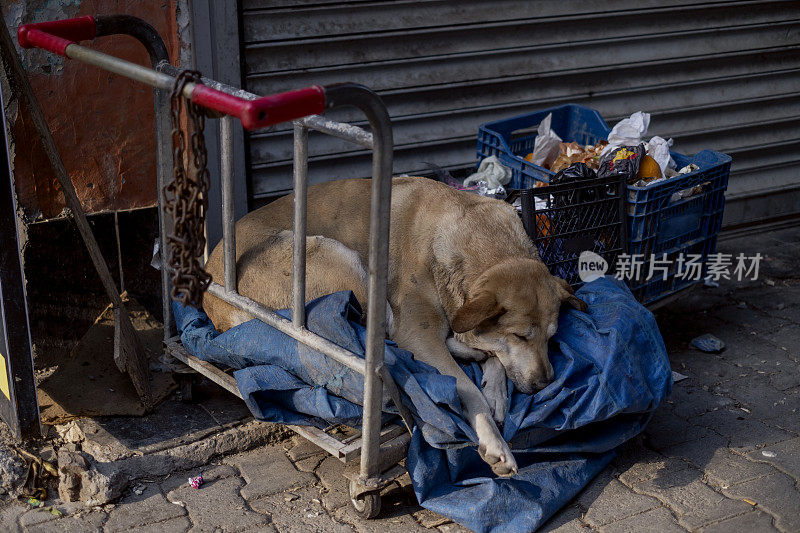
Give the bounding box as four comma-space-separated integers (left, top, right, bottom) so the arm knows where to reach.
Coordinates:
422, 161, 456, 185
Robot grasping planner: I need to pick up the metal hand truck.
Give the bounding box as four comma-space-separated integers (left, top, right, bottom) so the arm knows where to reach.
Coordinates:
18, 15, 412, 518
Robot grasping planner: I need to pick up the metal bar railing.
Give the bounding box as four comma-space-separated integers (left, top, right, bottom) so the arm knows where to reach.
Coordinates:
89, 16, 174, 340
220, 115, 237, 294
18, 18, 327, 130
324, 84, 394, 484
292, 123, 309, 327
301, 115, 373, 149
206, 283, 367, 375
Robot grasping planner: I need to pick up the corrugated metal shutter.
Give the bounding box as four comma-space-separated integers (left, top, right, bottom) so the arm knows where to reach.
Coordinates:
239, 0, 800, 227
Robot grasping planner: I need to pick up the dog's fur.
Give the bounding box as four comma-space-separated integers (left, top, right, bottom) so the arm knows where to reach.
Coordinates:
205, 228, 392, 333
205, 177, 585, 475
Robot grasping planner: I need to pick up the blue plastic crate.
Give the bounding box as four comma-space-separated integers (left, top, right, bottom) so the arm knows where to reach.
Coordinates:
477, 105, 732, 305
477, 104, 611, 188
626, 150, 731, 305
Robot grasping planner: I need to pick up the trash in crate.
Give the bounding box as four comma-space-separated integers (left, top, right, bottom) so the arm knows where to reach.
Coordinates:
635, 155, 663, 183
548, 140, 609, 173
678, 163, 700, 175
424, 161, 507, 198
670, 181, 710, 203
518, 110, 673, 179
463, 155, 511, 193
525, 112, 561, 167
477, 103, 732, 304
602, 111, 650, 155
646, 136, 676, 177
551, 162, 605, 200
602, 112, 677, 181
597, 144, 645, 184
520, 112, 608, 172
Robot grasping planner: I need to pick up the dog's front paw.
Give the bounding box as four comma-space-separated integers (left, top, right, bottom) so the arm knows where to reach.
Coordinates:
481, 358, 508, 425
475, 414, 518, 477
478, 436, 518, 477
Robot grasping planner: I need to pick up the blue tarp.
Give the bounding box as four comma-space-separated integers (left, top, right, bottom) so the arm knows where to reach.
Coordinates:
175, 277, 671, 532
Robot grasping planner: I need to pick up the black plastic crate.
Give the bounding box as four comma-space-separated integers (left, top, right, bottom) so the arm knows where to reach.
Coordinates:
517, 172, 627, 287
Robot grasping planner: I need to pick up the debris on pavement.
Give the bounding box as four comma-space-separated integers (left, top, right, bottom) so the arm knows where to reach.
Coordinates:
58, 448, 127, 505
16, 446, 57, 501
27, 497, 44, 508
690, 333, 726, 353
39, 506, 64, 517
761, 450, 777, 458
671, 371, 689, 383
188, 474, 204, 489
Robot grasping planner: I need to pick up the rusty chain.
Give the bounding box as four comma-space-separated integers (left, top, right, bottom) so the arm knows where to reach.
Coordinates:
163, 70, 212, 308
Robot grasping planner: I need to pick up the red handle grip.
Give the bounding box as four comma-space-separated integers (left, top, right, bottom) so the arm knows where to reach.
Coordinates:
17, 15, 326, 129
18, 15, 96, 56
191, 84, 326, 130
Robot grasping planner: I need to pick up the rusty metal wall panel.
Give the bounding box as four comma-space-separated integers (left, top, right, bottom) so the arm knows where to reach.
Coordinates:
4, 0, 181, 220
239, 0, 800, 227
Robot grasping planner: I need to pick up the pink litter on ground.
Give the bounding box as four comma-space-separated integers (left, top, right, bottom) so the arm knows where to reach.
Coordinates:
188, 474, 203, 489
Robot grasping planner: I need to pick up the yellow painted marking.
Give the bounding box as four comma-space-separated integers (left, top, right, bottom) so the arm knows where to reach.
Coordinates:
0, 351, 9, 400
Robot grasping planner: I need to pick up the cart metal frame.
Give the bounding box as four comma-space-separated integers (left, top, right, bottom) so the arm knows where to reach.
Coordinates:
18, 15, 411, 517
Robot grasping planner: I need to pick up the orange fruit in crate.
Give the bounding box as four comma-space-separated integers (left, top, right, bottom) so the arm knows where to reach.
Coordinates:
536, 213, 552, 239
637, 155, 663, 180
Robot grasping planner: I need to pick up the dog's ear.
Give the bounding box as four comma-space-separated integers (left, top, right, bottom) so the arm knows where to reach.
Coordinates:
452, 291, 504, 333
555, 277, 588, 312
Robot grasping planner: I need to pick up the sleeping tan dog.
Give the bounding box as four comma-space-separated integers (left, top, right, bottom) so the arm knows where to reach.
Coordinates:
205, 228, 393, 333
205, 177, 586, 476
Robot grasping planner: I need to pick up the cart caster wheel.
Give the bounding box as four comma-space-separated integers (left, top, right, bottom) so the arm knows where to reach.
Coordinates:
349, 480, 381, 519
176, 373, 195, 403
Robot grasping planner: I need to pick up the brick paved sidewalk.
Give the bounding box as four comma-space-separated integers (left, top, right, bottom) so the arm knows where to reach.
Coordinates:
1, 225, 798, 532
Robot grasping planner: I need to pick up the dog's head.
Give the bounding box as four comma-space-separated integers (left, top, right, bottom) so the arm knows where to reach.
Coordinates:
451, 259, 586, 394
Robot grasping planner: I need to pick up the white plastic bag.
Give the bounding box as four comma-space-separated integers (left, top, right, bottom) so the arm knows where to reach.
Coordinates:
602, 111, 650, 155
464, 155, 512, 189
646, 135, 676, 177
529, 113, 562, 167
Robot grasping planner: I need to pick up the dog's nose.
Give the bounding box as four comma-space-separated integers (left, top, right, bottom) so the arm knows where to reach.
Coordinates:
545, 363, 555, 382
530, 365, 555, 392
